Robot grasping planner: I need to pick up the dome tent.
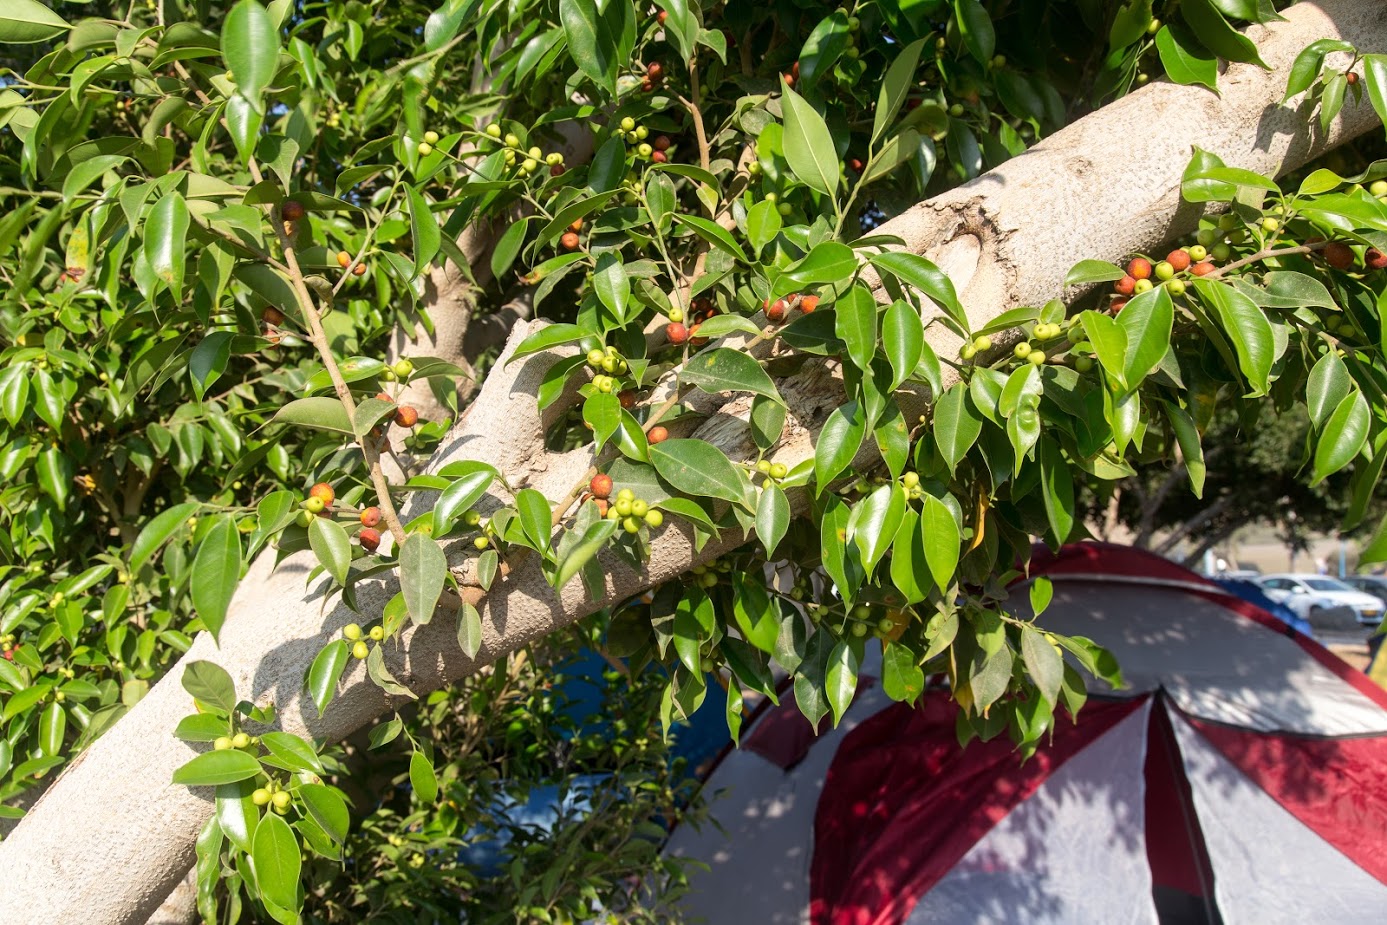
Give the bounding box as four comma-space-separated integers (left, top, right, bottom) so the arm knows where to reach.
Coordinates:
665, 543, 1387, 924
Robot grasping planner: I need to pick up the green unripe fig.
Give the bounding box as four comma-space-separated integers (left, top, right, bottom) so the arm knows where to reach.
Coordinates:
252, 788, 271, 806
393, 359, 414, 378
1187, 244, 1208, 262
1133, 278, 1154, 294
214, 736, 233, 751
630, 499, 649, 517
352, 640, 369, 659
232, 732, 251, 749
485, 124, 502, 138
344, 623, 362, 640
1014, 342, 1031, 359
769, 462, 788, 479
644, 509, 664, 528
620, 116, 636, 132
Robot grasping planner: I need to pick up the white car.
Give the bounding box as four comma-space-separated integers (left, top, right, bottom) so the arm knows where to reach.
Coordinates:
1255, 574, 1386, 626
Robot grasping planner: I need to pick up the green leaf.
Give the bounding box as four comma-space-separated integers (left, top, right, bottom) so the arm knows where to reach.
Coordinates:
593, 252, 630, 322
849, 484, 906, 574
1181, 148, 1236, 203
1116, 286, 1173, 388
1021, 627, 1063, 707
919, 494, 960, 593
746, 199, 782, 256
890, 509, 927, 604
189, 332, 233, 402
560, 0, 622, 94
215, 780, 259, 854
176, 714, 230, 742
779, 241, 858, 294
0, 365, 28, 426
172, 749, 263, 787
0, 0, 70, 42
672, 213, 747, 261
732, 578, 780, 655
882, 301, 924, 392
1081, 310, 1129, 390
1359, 511, 1387, 567
750, 395, 787, 451
1188, 166, 1279, 193
306, 639, 349, 717
270, 397, 353, 435
1155, 23, 1217, 91
36, 448, 71, 511
953, 0, 995, 64
869, 251, 969, 335
651, 439, 753, 510
680, 347, 784, 405
1285, 40, 1353, 101
1179, 0, 1265, 67
814, 401, 867, 494
1364, 56, 1387, 129
490, 217, 530, 280
366, 644, 415, 698
1192, 279, 1274, 395
1030, 577, 1054, 617
1306, 349, 1352, 432
38, 701, 65, 756
584, 391, 621, 450
221, 1, 280, 104
260, 731, 323, 774
835, 283, 878, 373
514, 488, 553, 552
405, 185, 440, 276
410, 748, 439, 804
252, 813, 301, 913
798, 10, 850, 85
308, 517, 351, 586
825, 640, 858, 728
1164, 401, 1207, 498
1038, 437, 1075, 545
756, 485, 790, 557
933, 384, 982, 476
191, 515, 242, 641
400, 534, 446, 625
780, 80, 839, 199
1312, 390, 1369, 484
554, 518, 617, 591
130, 502, 201, 573
298, 784, 349, 844
1064, 260, 1126, 287
432, 464, 496, 536
145, 192, 189, 297
457, 601, 483, 658
873, 38, 928, 145
882, 642, 924, 704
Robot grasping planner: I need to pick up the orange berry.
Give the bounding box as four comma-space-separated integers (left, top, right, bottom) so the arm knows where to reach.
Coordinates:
800, 294, 819, 313
336, 251, 352, 269
360, 506, 382, 527
1166, 249, 1191, 272
358, 527, 381, 551
1114, 275, 1136, 296
394, 405, 419, 428
666, 322, 689, 345
561, 231, 580, 250
309, 482, 335, 506
590, 474, 613, 499
1190, 261, 1216, 277
647, 426, 669, 444
352, 262, 367, 276
1126, 258, 1152, 280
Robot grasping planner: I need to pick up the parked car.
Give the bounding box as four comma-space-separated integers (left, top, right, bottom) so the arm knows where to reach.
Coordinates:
1255, 574, 1386, 626
1342, 574, 1387, 605
1213, 577, 1315, 638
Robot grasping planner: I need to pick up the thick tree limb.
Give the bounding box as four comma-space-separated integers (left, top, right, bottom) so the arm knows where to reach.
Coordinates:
2, 3, 1384, 923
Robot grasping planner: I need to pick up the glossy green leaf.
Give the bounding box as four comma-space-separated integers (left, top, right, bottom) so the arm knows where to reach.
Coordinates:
593, 252, 630, 322
756, 484, 790, 557
307, 639, 349, 717
432, 465, 496, 536
1193, 279, 1274, 395
252, 812, 300, 912
130, 502, 201, 573
825, 640, 858, 728
1021, 627, 1063, 707
873, 38, 928, 145
553, 517, 617, 591
869, 251, 969, 335
919, 494, 960, 593
849, 484, 906, 574
680, 347, 783, 405
1064, 260, 1126, 287
882, 301, 924, 391
172, 749, 263, 787
308, 517, 351, 586
1117, 286, 1173, 388
215, 779, 258, 854
835, 283, 878, 373
933, 384, 982, 476
953, 0, 994, 64
299, 783, 349, 844
405, 185, 440, 276
780, 80, 839, 198
400, 533, 446, 624
882, 641, 924, 704
270, 397, 353, 435
1179, 0, 1265, 67
0, 0, 71, 43
191, 515, 241, 641
651, 439, 752, 509
1155, 23, 1217, 91
221, 1, 280, 103
145, 192, 189, 297
814, 401, 867, 494
1312, 390, 1369, 484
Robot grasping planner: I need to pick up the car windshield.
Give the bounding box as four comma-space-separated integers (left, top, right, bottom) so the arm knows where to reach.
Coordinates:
1303, 578, 1354, 591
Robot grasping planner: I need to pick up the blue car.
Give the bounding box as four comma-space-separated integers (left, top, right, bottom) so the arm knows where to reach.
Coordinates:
1213, 577, 1315, 639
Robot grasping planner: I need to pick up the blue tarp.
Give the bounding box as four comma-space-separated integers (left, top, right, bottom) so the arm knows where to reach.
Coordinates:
1212, 578, 1315, 639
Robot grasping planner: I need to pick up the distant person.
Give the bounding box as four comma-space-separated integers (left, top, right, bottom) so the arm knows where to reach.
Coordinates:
1316, 557, 1329, 575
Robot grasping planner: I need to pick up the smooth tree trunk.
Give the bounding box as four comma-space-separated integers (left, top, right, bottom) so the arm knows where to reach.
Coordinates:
3, 3, 1385, 923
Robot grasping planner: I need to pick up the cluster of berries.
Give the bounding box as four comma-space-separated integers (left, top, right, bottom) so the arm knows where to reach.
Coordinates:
342, 620, 385, 659
483, 124, 566, 178
589, 476, 665, 533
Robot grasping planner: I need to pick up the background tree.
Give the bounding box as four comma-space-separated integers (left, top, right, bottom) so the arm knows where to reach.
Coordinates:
0, 1, 1385, 924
